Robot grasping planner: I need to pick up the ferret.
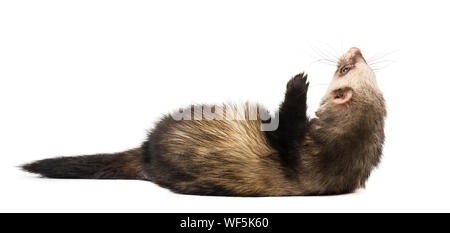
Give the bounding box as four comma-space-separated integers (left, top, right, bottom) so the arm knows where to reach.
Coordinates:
22, 47, 386, 196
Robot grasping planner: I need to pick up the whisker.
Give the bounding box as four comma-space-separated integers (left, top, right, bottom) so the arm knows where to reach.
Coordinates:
317, 41, 341, 61
368, 59, 396, 66
366, 49, 399, 64
309, 58, 338, 67
365, 49, 398, 74
306, 41, 340, 65
310, 47, 334, 62
371, 62, 395, 72
315, 46, 340, 63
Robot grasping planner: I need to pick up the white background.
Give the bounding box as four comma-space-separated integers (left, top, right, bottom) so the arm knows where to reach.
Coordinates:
1, 0, 449, 212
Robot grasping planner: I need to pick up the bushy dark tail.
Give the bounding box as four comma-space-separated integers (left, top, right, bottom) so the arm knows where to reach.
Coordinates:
21, 148, 143, 179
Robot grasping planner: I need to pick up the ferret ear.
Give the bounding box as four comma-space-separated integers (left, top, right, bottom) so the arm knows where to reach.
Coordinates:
332, 88, 353, 105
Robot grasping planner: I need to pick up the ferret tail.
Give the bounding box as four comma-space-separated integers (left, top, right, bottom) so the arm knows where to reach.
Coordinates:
21, 148, 144, 179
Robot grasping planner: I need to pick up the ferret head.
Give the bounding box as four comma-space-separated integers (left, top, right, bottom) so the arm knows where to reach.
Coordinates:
316, 47, 386, 132
319, 47, 384, 110
322, 47, 381, 106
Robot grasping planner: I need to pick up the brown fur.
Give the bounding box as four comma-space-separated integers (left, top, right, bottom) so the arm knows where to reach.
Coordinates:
22, 47, 386, 196
145, 104, 301, 196
121, 148, 144, 178
139, 48, 386, 196
141, 91, 385, 196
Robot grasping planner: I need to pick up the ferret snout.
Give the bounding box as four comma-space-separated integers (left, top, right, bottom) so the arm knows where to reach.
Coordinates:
342, 47, 366, 64
347, 47, 362, 57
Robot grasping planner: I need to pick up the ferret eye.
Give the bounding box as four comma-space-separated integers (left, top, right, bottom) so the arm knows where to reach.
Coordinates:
340, 66, 352, 74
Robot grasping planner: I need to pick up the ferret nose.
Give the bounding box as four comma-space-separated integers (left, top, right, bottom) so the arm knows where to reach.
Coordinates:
344, 47, 366, 63
346, 47, 362, 57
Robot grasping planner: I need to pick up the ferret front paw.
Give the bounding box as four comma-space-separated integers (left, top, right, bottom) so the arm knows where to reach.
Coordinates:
287, 72, 309, 95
